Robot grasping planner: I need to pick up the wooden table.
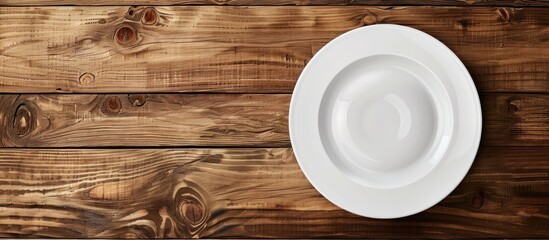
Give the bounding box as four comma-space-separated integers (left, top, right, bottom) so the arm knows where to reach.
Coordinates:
0, 0, 548, 238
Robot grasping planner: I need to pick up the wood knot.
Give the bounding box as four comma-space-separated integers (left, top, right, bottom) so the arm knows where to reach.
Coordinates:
79, 73, 95, 85
457, 19, 471, 30
180, 200, 204, 225
115, 25, 137, 46
98, 19, 106, 24
471, 191, 484, 209
128, 94, 147, 107
13, 104, 33, 137
102, 96, 122, 114
142, 8, 158, 25
174, 186, 208, 232
127, 8, 135, 17
362, 13, 378, 25
507, 102, 519, 113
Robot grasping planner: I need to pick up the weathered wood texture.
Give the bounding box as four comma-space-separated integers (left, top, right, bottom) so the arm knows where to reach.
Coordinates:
1, 6, 547, 93
1, 93, 548, 147
482, 94, 549, 146
0, 147, 547, 238
0, 94, 288, 147
1, 0, 549, 7
1, 1, 548, 238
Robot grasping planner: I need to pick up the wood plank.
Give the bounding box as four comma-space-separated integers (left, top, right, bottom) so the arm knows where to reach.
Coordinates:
0, 147, 547, 238
0, 94, 288, 147
1, 0, 549, 7
1, 6, 547, 93
482, 94, 549, 146
1, 93, 548, 147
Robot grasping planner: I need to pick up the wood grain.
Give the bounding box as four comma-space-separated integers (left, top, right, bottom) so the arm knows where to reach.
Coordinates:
482, 94, 549, 146
1, 1, 548, 238
1, 0, 549, 7
1, 6, 547, 93
0, 147, 547, 238
1, 93, 548, 147
0, 94, 288, 147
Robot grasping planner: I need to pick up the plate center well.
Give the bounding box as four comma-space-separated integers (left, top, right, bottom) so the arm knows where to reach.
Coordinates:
319, 54, 452, 189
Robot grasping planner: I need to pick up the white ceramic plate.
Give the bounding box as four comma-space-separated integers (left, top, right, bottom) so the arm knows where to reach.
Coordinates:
289, 24, 482, 218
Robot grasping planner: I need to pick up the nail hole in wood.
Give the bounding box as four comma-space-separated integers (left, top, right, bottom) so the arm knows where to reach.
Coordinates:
115, 25, 137, 46
142, 8, 158, 25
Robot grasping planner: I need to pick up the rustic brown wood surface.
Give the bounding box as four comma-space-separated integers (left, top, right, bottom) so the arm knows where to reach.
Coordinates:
0, 2, 548, 239
0, 147, 548, 238
1, 6, 548, 93
0, 94, 288, 147
2, 0, 549, 7
0, 93, 548, 147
